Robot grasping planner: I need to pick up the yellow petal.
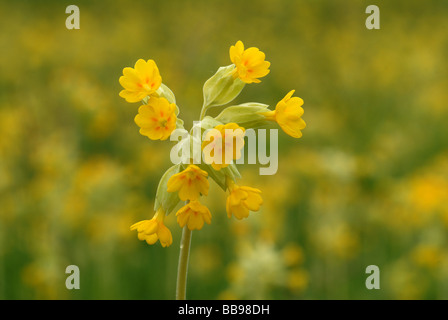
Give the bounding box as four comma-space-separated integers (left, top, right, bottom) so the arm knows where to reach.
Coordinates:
122, 67, 140, 84
119, 75, 139, 91
202, 207, 212, 225
282, 90, 296, 102
167, 174, 184, 193
187, 212, 204, 230
178, 183, 200, 201
243, 191, 263, 211
138, 232, 147, 241
157, 224, 173, 247
229, 188, 248, 206
119, 90, 144, 103
139, 127, 163, 140
130, 220, 147, 231
230, 203, 249, 220
176, 208, 190, 228
144, 233, 159, 245
229, 40, 245, 64
143, 220, 158, 235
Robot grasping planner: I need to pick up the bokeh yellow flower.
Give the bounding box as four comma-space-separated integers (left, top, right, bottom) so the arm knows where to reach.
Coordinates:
167, 164, 209, 201
130, 208, 173, 247
287, 269, 309, 292
176, 200, 212, 230
119, 59, 162, 103
134, 96, 177, 141
226, 180, 263, 220
412, 244, 443, 269
202, 123, 245, 171
262, 90, 306, 138
229, 40, 270, 84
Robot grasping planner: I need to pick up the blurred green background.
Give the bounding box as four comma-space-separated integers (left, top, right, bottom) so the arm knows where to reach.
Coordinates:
1, 0, 448, 299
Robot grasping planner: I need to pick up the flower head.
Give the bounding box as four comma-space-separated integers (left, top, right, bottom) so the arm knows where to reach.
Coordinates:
229, 40, 270, 84
130, 208, 173, 247
119, 59, 162, 103
226, 179, 263, 220
176, 200, 212, 230
261, 90, 306, 138
134, 96, 177, 141
167, 164, 209, 201
202, 123, 245, 171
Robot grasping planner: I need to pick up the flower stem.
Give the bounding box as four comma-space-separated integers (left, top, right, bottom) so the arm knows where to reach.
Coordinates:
199, 104, 207, 120
176, 226, 192, 300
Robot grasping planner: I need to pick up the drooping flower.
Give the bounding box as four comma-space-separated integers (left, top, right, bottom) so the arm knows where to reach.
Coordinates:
134, 96, 177, 141
119, 59, 162, 103
130, 208, 173, 247
261, 90, 306, 138
229, 40, 270, 84
167, 165, 209, 201
226, 179, 263, 220
202, 123, 245, 171
176, 200, 212, 230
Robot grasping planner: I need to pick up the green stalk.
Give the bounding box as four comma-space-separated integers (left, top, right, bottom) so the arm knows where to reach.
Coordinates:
199, 103, 208, 120
176, 226, 192, 300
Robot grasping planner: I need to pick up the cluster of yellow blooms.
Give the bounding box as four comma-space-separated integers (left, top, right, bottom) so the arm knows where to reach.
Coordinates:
120, 41, 306, 247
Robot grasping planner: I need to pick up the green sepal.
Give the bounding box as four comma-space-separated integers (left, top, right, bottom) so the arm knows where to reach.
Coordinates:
156, 83, 176, 105
157, 83, 180, 116
202, 65, 245, 109
154, 164, 181, 215
199, 163, 227, 191
215, 103, 270, 129
221, 163, 241, 183
199, 116, 223, 131
176, 118, 185, 130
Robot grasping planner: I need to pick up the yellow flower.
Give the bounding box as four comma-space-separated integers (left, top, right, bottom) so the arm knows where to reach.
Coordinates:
412, 245, 442, 269
130, 208, 172, 247
261, 90, 306, 138
229, 40, 270, 84
176, 200, 212, 230
167, 165, 209, 201
119, 59, 162, 103
134, 96, 177, 141
202, 123, 245, 171
226, 179, 263, 220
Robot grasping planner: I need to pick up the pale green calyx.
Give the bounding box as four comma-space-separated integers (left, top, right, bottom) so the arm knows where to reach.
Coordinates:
202, 64, 245, 111
198, 116, 223, 131
154, 164, 181, 215
156, 83, 181, 116
215, 102, 270, 129
156, 83, 176, 105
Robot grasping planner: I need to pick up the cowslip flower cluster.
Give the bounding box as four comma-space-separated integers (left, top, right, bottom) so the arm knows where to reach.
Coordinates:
119, 41, 306, 248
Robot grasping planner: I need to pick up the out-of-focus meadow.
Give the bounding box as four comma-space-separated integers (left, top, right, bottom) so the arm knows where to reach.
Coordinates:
1, 0, 448, 299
